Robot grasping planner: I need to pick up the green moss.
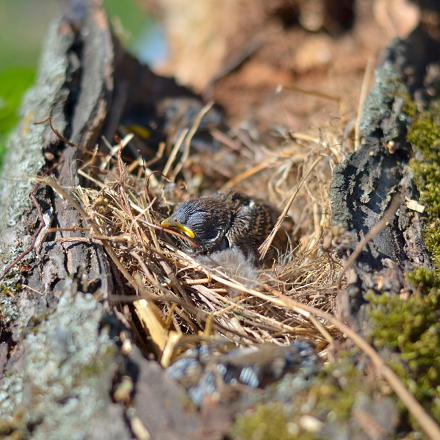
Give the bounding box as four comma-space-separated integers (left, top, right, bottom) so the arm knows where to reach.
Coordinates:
385, 99, 440, 429
0, 283, 22, 297
310, 355, 362, 421
401, 92, 418, 119
407, 102, 440, 160
366, 289, 440, 425
232, 403, 300, 440
405, 267, 440, 290
407, 100, 440, 269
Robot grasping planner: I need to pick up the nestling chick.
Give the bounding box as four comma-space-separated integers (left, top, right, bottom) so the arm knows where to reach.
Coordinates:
161, 192, 277, 259
196, 247, 259, 296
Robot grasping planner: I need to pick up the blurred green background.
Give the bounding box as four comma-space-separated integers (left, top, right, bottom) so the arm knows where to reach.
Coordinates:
0, 0, 159, 169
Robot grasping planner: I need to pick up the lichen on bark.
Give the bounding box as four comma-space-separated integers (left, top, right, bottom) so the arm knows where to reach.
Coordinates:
0, 289, 128, 439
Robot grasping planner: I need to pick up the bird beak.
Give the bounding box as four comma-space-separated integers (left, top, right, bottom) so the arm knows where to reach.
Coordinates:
161, 218, 196, 239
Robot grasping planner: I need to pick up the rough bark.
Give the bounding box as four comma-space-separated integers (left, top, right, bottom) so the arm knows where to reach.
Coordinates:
331, 17, 440, 322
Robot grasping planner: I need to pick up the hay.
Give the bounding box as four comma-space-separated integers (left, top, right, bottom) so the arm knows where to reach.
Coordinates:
66, 103, 349, 366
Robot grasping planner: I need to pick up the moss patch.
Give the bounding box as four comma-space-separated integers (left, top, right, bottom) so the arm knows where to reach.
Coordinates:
232, 403, 303, 440
405, 267, 440, 290
366, 288, 440, 426
309, 355, 362, 421
407, 100, 440, 269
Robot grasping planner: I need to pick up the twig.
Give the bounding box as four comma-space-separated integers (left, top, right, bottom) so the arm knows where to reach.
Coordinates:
34, 116, 79, 148
259, 156, 322, 259
55, 233, 132, 245
288, 132, 321, 144
162, 129, 188, 178
99, 133, 134, 171
337, 193, 402, 286
0, 186, 45, 281
171, 102, 214, 180
78, 169, 106, 188
277, 84, 341, 104
144, 142, 166, 168
208, 37, 262, 86
210, 128, 242, 153
221, 157, 277, 191
354, 57, 374, 150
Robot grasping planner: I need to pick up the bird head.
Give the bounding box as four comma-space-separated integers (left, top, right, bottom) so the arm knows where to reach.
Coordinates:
161, 197, 232, 252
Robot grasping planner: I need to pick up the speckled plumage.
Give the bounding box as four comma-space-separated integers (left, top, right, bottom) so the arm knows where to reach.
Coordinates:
162, 192, 277, 257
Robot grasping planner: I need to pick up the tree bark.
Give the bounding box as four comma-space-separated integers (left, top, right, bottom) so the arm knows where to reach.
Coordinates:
331, 18, 440, 323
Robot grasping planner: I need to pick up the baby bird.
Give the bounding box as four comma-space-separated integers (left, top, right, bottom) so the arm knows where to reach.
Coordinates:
161, 192, 277, 258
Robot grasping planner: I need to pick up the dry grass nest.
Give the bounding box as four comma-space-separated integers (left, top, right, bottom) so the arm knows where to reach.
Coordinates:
60, 102, 352, 367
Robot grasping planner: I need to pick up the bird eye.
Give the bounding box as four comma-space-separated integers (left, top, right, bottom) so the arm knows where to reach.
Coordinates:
198, 226, 221, 242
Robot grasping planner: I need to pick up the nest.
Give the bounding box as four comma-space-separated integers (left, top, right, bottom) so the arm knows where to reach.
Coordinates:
64, 103, 349, 367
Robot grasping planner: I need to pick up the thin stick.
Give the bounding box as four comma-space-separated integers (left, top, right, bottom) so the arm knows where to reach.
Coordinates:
337, 193, 401, 286
354, 57, 374, 150
0, 187, 45, 281
55, 233, 132, 245
288, 132, 321, 144
259, 156, 322, 259
184, 277, 211, 285
78, 169, 106, 188
34, 116, 79, 148
144, 142, 166, 168
277, 84, 341, 104
162, 129, 188, 178
171, 102, 214, 180
221, 158, 276, 191
307, 313, 335, 348
99, 133, 134, 170
210, 128, 242, 153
